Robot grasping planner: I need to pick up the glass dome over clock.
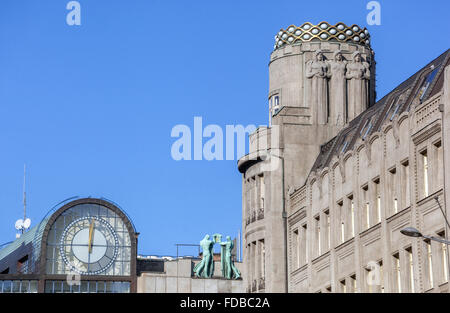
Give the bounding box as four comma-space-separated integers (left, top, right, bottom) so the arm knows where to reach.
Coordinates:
45, 201, 133, 276
0, 197, 138, 293
40, 198, 138, 292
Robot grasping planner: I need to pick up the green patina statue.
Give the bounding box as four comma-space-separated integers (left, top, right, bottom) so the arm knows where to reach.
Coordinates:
220, 236, 241, 280
194, 233, 240, 280
193, 234, 215, 278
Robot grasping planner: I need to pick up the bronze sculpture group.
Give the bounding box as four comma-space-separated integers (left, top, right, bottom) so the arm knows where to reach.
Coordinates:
193, 234, 241, 280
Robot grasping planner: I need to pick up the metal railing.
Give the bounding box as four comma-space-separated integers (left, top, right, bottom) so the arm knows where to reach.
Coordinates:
258, 277, 265, 290
246, 208, 265, 227
257, 208, 264, 220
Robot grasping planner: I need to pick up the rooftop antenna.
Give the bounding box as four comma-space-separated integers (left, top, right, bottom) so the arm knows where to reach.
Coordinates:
15, 164, 31, 238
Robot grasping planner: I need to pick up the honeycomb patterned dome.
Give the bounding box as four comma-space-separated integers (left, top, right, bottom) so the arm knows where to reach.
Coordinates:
274, 22, 371, 50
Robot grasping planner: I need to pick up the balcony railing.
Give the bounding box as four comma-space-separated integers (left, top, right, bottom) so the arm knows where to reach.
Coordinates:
246, 208, 265, 227
257, 207, 264, 220
258, 277, 265, 290
251, 210, 256, 223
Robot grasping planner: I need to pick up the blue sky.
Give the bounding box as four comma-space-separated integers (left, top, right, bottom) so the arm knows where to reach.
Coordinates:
0, 0, 449, 256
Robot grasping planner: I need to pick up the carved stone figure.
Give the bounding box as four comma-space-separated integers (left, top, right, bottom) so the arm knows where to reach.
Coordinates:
346, 51, 370, 120
306, 50, 330, 125
193, 234, 215, 278
219, 236, 241, 280
328, 50, 347, 126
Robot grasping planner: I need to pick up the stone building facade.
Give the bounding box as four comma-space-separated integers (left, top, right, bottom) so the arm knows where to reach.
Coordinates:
137, 257, 244, 293
238, 21, 450, 293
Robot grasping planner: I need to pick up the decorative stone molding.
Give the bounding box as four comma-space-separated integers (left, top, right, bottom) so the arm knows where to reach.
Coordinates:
414, 93, 442, 127
368, 131, 381, 145
288, 208, 307, 226
290, 185, 307, 211
411, 121, 441, 145
397, 111, 410, 126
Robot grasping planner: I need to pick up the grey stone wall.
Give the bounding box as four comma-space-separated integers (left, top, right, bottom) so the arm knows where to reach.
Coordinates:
137, 259, 244, 293
288, 67, 450, 292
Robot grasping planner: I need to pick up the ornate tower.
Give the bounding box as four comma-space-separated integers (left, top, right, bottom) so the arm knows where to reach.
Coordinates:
238, 22, 375, 292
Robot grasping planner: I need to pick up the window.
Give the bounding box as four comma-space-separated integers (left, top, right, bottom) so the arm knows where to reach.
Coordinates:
401, 160, 410, 209
274, 95, 279, 106
302, 224, 308, 263
0, 280, 38, 293
366, 202, 370, 228
434, 141, 443, 192
376, 196, 381, 223
389, 167, 397, 214
293, 229, 300, 269
442, 242, 448, 282
44, 280, 130, 293
422, 150, 429, 197
250, 242, 256, 283
438, 231, 448, 283
259, 239, 265, 279
340, 279, 347, 293
258, 175, 265, 210
393, 253, 402, 292
344, 195, 355, 238
350, 274, 357, 293
269, 95, 281, 124
362, 185, 370, 229
349, 195, 355, 238
338, 200, 345, 243
315, 215, 321, 256
374, 178, 381, 223
424, 239, 434, 289
419, 68, 439, 101
325, 210, 330, 250
406, 246, 415, 292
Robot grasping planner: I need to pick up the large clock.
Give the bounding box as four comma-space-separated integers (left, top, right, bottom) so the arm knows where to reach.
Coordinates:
59, 216, 119, 275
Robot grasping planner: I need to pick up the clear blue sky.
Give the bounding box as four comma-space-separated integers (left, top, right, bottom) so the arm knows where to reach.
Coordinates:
0, 0, 449, 256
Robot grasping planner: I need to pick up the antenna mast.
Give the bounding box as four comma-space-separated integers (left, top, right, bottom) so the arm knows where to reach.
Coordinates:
15, 164, 31, 238
23, 164, 26, 222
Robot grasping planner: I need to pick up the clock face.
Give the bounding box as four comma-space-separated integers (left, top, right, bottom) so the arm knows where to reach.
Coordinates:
59, 216, 119, 275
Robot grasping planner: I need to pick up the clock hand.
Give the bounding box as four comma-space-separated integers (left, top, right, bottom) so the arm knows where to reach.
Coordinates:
88, 219, 95, 254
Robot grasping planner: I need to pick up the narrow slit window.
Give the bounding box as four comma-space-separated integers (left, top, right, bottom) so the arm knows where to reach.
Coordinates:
422, 150, 429, 197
